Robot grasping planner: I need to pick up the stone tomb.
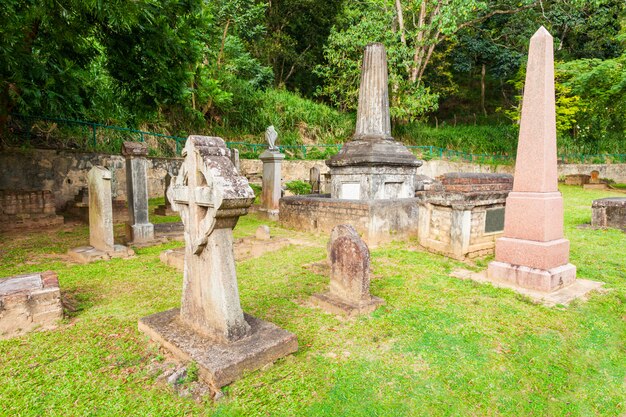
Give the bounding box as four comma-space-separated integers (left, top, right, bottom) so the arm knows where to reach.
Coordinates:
592, 198, 626, 230
68, 166, 134, 263
122, 142, 155, 243
280, 43, 422, 245
139, 136, 297, 389
417, 173, 513, 260
0, 271, 63, 339
0, 189, 63, 231
311, 225, 383, 317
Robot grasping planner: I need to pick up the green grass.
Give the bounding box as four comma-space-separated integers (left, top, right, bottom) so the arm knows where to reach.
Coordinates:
0, 186, 625, 416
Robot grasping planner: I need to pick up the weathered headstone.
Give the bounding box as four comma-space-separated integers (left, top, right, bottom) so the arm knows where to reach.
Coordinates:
256, 225, 271, 241
139, 135, 297, 389
88, 166, 115, 252
68, 166, 133, 262
310, 167, 321, 194
155, 172, 177, 216
230, 148, 240, 173
488, 27, 577, 292
311, 224, 383, 316
122, 142, 154, 243
259, 126, 285, 216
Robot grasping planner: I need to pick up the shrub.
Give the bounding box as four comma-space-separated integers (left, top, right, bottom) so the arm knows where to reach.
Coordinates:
285, 180, 312, 195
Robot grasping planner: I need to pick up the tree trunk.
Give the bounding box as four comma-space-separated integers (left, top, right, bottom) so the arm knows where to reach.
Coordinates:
481, 63, 487, 116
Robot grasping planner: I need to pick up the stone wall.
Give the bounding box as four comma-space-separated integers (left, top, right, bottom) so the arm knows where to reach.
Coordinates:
1, 148, 625, 211
0, 149, 180, 211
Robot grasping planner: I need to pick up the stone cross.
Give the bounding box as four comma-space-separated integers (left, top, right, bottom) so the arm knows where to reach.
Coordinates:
312, 224, 383, 316
167, 136, 255, 342
488, 27, 576, 292
122, 141, 154, 243
88, 166, 114, 252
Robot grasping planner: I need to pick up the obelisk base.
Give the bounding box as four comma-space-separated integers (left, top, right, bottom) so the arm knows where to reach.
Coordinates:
138, 308, 298, 389
488, 261, 576, 293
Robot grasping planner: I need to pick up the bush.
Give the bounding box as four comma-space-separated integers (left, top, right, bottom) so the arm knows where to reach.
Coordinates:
285, 180, 312, 195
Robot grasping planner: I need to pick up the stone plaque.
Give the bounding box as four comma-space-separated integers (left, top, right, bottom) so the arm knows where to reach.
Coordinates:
340, 183, 361, 200
485, 208, 505, 233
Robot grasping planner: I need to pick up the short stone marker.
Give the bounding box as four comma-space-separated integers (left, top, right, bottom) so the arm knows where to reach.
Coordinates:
139, 135, 297, 389
312, 224, 384, 316
259, 126, 285, 217
592, 198, 626, 230
230, 148, 240, 173
482, 27, 602, 303
583, 170, 609, 190
68, 166, 133, 262
255, 225, 271, 241
155, 172, 178, 216
310, 167, 321, 194
122, 141, 154, 243
0, 271, 63, 339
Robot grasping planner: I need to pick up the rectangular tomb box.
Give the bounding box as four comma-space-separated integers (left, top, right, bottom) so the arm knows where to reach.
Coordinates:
416, 173, 513, 260
0, 271, 63, 339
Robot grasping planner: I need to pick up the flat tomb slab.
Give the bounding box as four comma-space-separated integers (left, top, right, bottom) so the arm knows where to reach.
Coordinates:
451, 268, 604, 307
160, 236, 293, 270
138, 308, 298, 388
311, 292, 384, 317
0, 271, 63, 339
68, 245, 134, 263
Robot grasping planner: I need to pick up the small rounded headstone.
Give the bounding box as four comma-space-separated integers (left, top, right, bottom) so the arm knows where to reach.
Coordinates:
256, 225, 271, 241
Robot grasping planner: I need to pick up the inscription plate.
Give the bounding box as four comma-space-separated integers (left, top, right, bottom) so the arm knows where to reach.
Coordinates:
485, 208, 505, 233
340, 183, 361, 200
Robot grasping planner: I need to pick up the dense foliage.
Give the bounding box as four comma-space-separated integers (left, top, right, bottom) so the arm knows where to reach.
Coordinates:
1, 0, 624, 153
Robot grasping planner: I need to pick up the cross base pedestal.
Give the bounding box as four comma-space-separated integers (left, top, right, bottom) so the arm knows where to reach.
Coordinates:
138, 308, 298, 388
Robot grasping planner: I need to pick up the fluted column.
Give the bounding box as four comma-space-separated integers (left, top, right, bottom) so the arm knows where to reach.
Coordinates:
354, 43, 391, 140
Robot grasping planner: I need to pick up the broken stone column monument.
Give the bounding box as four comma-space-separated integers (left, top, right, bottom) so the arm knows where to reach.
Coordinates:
259, 126, 285, 217
122, 142, 154, 243
488, 27, 578, 292
68, 166, 134, 262
326, 43, 421, 200
312, 224, 384, 316
139, 135, 297, 389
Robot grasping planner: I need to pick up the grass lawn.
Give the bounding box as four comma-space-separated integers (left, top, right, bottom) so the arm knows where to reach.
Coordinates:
0, 186, 624, 416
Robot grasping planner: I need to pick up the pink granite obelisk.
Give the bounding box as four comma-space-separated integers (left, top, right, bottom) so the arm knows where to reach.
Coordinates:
488, 27, 576, 292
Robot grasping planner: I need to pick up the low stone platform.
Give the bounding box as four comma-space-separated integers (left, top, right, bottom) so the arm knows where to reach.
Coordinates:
451, 268, 604, 307
154, 205, 178, 216
125, 222, 184, 247
160, 236, 293, 270
311, 292, 384, 317
592, 197, 626, 230
138, 309, 298, 388
68, 245, 134, 263
0, 271, 63, 339
279, 195, 420, 246
0, 190, 64, 231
